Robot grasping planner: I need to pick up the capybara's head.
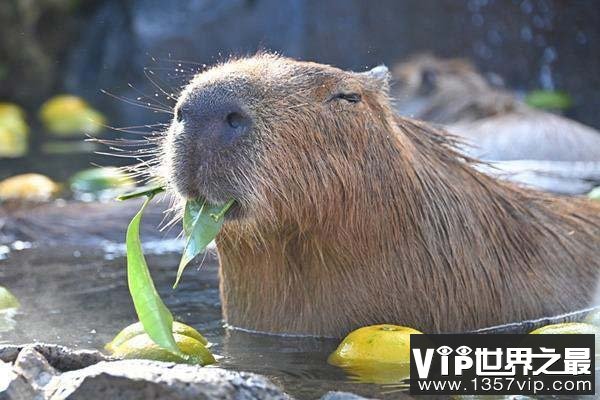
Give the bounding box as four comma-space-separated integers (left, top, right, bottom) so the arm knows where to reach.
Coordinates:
162, 54, 394, 225
392, 54, 487, 98
391, 54, 513, 124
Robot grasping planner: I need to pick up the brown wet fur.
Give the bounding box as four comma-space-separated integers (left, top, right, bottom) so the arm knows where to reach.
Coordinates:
162, 54, 600, 337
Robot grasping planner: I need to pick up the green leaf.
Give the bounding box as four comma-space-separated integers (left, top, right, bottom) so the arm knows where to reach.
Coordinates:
127, 195, 182, 357
173, 199, 235, 288
118, 185, 165, 201
525, 90, 573, 111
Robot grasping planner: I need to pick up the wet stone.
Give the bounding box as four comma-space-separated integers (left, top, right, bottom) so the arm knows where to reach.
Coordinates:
0, 344, 376, 400
0, 344, 293, 400
13, 346, 58, 392
45, 359, 290, 400
0, 344, 109, 372
0, 359, 37, 400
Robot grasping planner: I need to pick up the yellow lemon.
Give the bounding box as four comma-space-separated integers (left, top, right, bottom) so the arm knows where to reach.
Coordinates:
329, 324, 422, 365
39, 95, 105, 137
0, 127, 28, 158
0, 103, 29, 158
0, 174, 60, 201
530, 322, 600, 357
0, 286, 19, 311
109, 333, 215, 366
0, 103, 28, 137
328, 324, 422, 384
529, 322, 600, 335
105, 321, 208, 353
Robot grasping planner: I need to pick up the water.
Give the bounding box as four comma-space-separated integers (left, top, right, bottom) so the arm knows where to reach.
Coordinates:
0, 218, 597, 399
0, 243, 394, 399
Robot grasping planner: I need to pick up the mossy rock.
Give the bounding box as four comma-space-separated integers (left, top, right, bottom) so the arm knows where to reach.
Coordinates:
589, 187, 600, 201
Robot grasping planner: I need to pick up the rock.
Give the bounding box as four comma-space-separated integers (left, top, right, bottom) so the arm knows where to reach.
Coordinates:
45, 359, 289, 400
1, 344, 382, 400
13, 347, 58, 392
0, 344, 109, 372
0, 360, 37, 400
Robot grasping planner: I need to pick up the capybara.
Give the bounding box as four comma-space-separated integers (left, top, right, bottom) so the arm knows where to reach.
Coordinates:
160, 54, 600, 337
391, 54, 600, 163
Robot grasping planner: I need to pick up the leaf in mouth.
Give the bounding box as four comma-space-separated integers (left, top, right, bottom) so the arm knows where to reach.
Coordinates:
126, 193, 183, 358
173, 198, 235, 288
121, 184, 233, 359
117, 185, 165, 201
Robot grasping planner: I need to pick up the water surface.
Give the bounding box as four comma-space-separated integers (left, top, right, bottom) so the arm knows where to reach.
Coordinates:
0, 243, 400, 399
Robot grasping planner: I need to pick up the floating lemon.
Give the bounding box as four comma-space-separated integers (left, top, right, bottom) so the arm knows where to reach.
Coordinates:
0, 173, 60, 201
0, 103, 28, 137
0, 103, 29, 158
0, 127, 28, 158
328, 324, 422, 384
530, 322, 600, 335
109, 333, 215, 366
105, 321, 208, 353
69, 167, 135, 199
39, 95, 105, 137
530, 322, 600, 357
0, 286, 19, 311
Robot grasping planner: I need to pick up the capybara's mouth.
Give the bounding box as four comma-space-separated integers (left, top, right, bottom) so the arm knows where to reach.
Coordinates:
221, 200, 244, 221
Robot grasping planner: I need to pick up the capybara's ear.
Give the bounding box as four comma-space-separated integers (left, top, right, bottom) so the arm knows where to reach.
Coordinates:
358, 65, 391, 92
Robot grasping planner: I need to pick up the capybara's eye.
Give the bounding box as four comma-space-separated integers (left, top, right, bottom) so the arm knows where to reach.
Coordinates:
329, 92, 362, 104
175, 107, 184, 123
226, 112, 248, 130
419, 68, 437, 93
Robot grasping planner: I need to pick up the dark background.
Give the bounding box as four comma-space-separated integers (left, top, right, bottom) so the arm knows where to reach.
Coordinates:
1, 0, 598, 177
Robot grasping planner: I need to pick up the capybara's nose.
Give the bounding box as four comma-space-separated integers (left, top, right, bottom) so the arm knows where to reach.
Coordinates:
175, 98, 251, 147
